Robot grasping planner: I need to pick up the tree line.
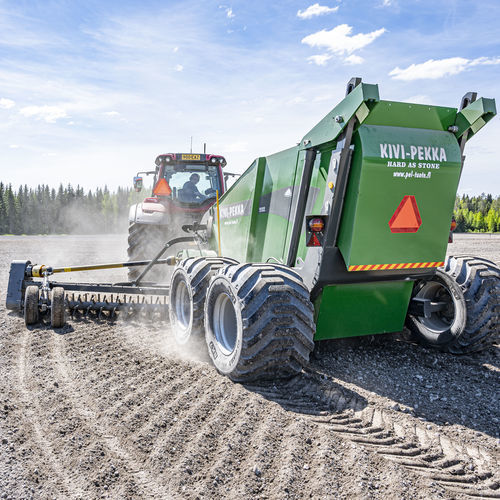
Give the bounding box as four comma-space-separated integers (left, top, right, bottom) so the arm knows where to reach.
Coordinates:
0, 183, 498, 234
0, 183, 144, 234
454, 194, 500, 233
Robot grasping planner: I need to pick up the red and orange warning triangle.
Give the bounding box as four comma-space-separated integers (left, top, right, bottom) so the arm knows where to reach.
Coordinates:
389, 195, 422, 233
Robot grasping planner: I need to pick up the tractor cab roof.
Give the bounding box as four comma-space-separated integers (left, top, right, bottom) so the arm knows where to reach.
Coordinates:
155, 153, 227, 167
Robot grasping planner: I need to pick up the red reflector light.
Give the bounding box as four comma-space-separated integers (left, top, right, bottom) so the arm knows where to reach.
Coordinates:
153, 178, 172, 196
143, 197, 159, 203
308, 217, 325, 232
307, 233, 322, 247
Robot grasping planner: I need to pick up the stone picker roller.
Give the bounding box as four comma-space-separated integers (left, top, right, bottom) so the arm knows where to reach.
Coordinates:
7, 78, 500, 382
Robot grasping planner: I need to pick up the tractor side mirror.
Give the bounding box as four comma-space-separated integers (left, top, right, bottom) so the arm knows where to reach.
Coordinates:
133, 176, 143, 192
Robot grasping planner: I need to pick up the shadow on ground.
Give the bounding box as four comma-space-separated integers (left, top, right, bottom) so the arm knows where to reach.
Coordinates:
310, 333, 500, 439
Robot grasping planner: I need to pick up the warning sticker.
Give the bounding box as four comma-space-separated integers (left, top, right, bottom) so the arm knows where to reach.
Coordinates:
389, 195, 422, 233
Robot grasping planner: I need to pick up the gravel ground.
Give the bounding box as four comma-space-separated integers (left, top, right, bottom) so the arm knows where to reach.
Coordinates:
0, 233, 498, 499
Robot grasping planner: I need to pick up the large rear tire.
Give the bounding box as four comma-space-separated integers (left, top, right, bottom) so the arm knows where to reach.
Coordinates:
204, 264, 315, 382
405, 256, 500, 353
127, 222, 171, 282
169, 257, 238, 345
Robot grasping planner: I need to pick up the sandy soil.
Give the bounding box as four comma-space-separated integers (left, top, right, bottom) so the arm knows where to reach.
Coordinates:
0, 234, 499, 499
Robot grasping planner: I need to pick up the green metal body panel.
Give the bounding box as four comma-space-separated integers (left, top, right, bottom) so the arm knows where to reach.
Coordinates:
337, 122, 462, 269
314, 280, 414, 339
208, 82, 496, 341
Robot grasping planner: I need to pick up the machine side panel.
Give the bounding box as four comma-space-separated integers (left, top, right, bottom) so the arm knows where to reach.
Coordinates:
249, 146, 302, 263
314, 280, 413, 339
215, 160, 259, 262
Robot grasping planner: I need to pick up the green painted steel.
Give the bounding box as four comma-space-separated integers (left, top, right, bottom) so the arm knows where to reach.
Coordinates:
314, 281, 414, 339
454, 97, 496, 140
207, 82, 496, 341
337, 123, 462, 268
301, 82, 380, 149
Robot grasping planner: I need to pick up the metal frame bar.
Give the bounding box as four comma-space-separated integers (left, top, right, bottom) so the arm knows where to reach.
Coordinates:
134, 235, 195, 284
323, 116, 356, 248
286, 149, 317, 267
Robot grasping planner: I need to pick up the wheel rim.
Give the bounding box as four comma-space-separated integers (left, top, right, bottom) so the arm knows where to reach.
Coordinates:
213, 292, 238, 354
414, 280, 455, 333
175, 280, 192, 330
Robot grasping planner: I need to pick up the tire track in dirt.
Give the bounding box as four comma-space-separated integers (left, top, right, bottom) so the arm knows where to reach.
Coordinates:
250, 371, 500, 498
16, 328, 87, 498
50, 331, 170, 497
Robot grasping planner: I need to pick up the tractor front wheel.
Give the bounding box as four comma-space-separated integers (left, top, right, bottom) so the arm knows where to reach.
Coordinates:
127, 222, 171, 282
405, 256, 500, 353
204, 264, 315, 382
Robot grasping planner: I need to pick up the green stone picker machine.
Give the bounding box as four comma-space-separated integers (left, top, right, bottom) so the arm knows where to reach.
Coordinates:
7, 78, 499, 382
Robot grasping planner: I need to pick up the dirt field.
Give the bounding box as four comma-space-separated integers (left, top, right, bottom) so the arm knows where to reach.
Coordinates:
0, 234, 499, 499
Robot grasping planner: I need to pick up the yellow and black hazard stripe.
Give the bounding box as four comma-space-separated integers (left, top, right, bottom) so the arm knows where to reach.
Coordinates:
348, 261, 444, 272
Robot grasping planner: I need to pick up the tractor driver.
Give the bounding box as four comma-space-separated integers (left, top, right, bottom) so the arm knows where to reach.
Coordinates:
182, 173, 206, 202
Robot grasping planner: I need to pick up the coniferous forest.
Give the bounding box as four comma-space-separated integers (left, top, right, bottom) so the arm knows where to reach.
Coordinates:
0, 183, 498, 234
0, 183, 145, 234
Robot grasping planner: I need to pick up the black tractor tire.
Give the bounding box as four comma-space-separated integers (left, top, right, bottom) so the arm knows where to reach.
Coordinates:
169, 257, 238, 345
51, 287, 66, 328
405, 256, 500, 353
24, 285, 40, 326
127, 222, 171, 282
204, 263, 315, 382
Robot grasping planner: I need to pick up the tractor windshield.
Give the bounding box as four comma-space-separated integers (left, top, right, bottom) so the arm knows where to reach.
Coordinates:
163, 164, 222, 204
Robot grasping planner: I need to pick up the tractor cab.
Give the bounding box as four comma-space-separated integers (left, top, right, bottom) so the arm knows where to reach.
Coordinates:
134, 153, 227, 209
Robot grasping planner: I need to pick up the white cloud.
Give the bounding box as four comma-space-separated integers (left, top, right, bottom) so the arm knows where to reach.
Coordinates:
389, 56, 500, 81
175, 64, 184, 72
381, 0, 395, 6
297, 3, 339, 19
287, 96, 306, 105
302, 24, 386, 64
173, 46, 179, 53
9, 144, 20, 149
19, 105, 67, 123
226, 8, 235, 19
307, 54, 332, 66
402, 95, 434, 105
0, 97, 15, 109
344, 54, 364, 65
469, 56, 500, 66
221, 141, 247, 152
104, 111, 120, 116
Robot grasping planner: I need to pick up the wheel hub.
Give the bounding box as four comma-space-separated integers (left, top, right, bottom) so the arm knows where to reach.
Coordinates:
213, 293, 237, 354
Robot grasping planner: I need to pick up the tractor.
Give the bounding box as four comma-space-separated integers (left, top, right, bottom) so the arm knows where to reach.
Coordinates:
127, 152, 234, 280
7, 78, 499, 383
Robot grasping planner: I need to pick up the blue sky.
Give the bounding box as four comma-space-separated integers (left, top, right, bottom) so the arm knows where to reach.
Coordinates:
0, 0, 499, 193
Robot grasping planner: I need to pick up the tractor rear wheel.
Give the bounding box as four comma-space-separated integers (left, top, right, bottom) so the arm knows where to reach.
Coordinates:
405, 256, 500, 353
204, 264, 315, 382
24, 285, 40, 326
169, 257, 238, 345
127, 222, 171, 282
51, 287, 66, 328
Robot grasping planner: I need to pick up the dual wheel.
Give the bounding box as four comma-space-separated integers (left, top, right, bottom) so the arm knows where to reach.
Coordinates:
169, 258, 316, 382
24, 286, 66, 328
